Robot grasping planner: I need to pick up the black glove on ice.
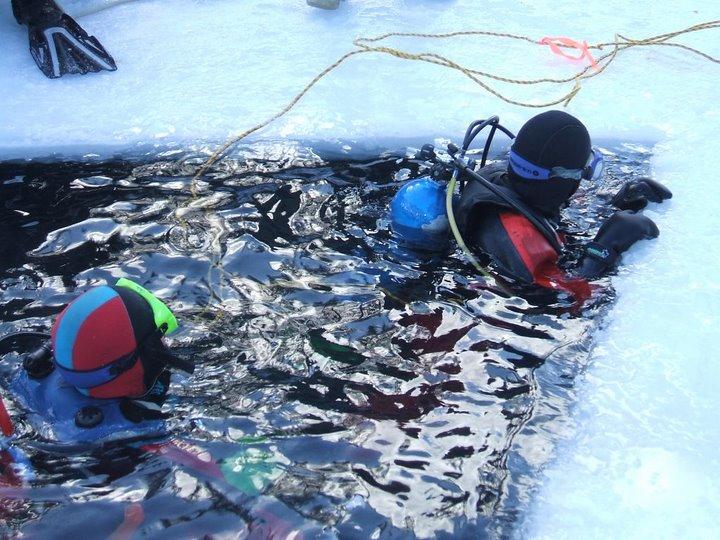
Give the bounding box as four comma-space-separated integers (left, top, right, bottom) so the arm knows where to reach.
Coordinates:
611, 177, 672, 211
12, 0, 117, 79
579, 210, 659, 278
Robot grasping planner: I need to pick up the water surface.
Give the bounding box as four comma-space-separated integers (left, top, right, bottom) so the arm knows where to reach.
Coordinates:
0, 143, 651, 538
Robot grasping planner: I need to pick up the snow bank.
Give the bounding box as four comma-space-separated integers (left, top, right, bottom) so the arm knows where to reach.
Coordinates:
0, 0, 714, 159
522, 114, 720, 540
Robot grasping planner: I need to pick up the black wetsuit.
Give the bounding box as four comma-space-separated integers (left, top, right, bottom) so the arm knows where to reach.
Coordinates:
455, 161, 669, 299
456, 163, 567, 286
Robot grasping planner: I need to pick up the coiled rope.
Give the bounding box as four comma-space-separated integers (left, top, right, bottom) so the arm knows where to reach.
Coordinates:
190, 20, 719, 182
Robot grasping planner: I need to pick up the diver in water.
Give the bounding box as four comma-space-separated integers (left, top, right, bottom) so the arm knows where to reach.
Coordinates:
455, 110, 671, 290
2, 278, 193, 441
10, 0, 116, 78
392, 110, 672, 296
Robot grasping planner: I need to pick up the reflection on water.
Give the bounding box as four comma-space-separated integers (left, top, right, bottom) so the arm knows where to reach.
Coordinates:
0, 142, 650, 538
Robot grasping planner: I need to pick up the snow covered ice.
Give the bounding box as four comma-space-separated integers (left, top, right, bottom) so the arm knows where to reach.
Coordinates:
1, 0, 719, 537
3, 0, 713, 158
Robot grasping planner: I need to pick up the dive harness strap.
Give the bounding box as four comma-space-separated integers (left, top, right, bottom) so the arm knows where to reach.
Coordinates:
446, 168, 496, 282
452, 157, 563, 253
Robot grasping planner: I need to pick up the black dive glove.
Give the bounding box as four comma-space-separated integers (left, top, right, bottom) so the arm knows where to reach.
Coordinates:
611, 177, 672, 211
12, 0, 117, 79
579, 210, 659, 278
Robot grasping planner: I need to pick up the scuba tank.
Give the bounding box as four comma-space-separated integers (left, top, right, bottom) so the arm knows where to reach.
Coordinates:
389, 175, 450, 250
388, 143, 451, 251
389, 117, 564, 260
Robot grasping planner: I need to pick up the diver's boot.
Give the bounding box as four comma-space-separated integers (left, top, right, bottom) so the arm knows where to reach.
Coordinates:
11, 0, 117, 79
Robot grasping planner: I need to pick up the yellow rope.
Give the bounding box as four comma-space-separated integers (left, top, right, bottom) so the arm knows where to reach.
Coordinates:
191, 20, 718, 183
178, 20, 719, 314
445, 169, 512, 295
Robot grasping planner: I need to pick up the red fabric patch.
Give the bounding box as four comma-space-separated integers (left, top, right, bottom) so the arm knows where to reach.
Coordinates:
88, 360, 147, 399
0, 397, 13, 437
72, 296, 148, 398
500, 212, 560, 277
72, 296, 136, 371
500, 212, 592, 304
536, 263, 593, 306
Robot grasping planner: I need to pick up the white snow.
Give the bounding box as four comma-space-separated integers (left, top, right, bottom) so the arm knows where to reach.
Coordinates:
521, 124, 720, 540
1, 0, 720, 536
0, 0, 714, 159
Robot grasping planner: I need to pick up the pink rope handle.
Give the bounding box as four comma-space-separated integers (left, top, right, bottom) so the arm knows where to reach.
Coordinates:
540, 36, 599, 71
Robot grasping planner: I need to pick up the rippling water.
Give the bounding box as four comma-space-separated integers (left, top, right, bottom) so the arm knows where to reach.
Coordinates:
0, 142, 651, 538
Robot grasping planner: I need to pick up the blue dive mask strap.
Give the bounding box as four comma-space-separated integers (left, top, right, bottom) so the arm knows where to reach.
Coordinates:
54, 346, 143, 389
508, 149, 552, 180
509, 148, 603, 181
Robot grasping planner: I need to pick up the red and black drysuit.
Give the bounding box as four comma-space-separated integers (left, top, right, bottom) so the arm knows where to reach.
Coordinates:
456, 163, 592, 301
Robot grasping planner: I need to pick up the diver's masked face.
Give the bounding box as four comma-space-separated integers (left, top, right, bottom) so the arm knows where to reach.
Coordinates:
505, 146, 604, 216
505, 173, 580, 217
505, 110, 599, 217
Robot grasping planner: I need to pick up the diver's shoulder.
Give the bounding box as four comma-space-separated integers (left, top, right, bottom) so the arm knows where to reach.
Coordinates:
474, 161, 508, 182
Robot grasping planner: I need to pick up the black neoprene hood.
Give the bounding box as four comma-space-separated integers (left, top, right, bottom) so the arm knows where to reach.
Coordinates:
507, 110, 592, 216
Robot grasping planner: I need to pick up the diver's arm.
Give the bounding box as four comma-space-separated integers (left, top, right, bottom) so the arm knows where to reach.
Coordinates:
578, 210, 660, 278
578, 177, 671, 278
469, 208, 559, 285
11, 0, 117, 78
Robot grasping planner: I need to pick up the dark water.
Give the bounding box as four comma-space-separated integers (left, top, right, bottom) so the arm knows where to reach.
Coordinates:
0, 142, 651, 539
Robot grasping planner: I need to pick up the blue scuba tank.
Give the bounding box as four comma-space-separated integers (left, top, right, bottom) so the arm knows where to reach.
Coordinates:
389, 178, 450, 249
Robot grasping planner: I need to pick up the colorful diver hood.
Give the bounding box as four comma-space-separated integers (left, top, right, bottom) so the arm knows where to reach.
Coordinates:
50, 279, 178, 399
506, 110, 592, 216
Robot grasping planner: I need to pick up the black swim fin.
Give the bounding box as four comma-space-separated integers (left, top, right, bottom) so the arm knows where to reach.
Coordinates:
12, 0, 117, 79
